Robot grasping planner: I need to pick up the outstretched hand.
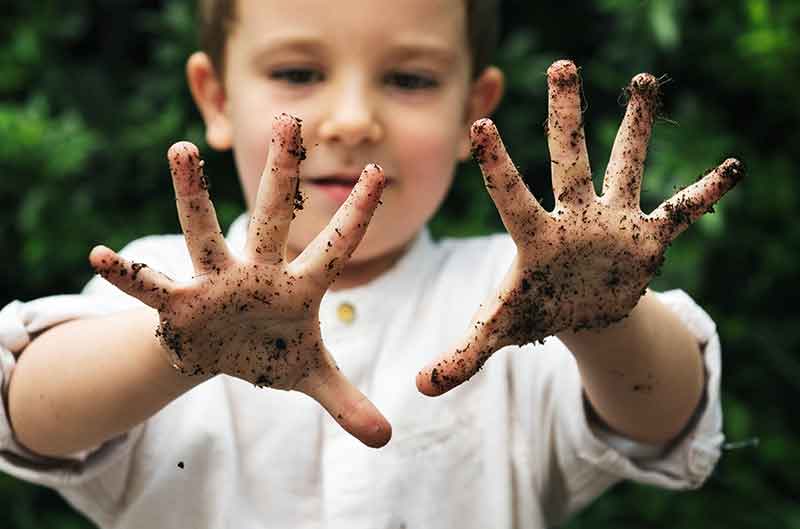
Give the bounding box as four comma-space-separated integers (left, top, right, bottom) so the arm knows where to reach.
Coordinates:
417, 60, 743, 396
90, 114, 391, 447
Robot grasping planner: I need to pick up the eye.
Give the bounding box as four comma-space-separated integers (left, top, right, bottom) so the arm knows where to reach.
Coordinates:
270, 68, 324, 85
385, 72, 438, 90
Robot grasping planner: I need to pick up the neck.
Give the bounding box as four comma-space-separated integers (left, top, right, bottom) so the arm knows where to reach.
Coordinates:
287, 240, 412, 291
330, 243, 410, 290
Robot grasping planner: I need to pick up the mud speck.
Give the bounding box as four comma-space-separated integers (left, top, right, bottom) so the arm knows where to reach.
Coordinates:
131, 262, 148, 281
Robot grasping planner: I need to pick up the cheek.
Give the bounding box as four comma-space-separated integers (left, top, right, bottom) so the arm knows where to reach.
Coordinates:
232, 140, 267, 211
230, 112, 274, 210
228, 90, 320, 210
393, 117, 463, 192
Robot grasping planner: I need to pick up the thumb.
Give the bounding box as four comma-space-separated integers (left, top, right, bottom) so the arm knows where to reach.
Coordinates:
298, 363, 392, 448
416, 293, 515, 396
416, 329, 499, 397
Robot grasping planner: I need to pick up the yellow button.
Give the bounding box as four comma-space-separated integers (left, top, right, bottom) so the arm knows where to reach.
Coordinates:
336, 302, 356, 324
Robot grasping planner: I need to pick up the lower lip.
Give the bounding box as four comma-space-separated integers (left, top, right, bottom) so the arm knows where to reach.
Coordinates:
310, 181, 357, 205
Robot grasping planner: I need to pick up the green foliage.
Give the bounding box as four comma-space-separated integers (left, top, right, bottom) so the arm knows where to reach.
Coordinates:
1, 1, 797, 527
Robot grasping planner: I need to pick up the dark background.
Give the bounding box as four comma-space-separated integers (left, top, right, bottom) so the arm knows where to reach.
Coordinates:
1, 1, 798, 527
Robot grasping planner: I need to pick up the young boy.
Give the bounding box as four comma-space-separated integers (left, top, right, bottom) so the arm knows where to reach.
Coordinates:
0, 0, 742, 527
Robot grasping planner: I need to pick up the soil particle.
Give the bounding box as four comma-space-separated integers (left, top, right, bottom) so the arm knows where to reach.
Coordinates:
131, 262, 148, 281
470, 120, 491, 164
287, 142, 307, 162
293, 182, 305, 214
255, 374, 274, 387
662, 199, 694, 229
605, 268, 621, 288
430, 367, 441, 386
156, 320, 184, 362
549, 60, 580, 89
198, 160, 209, 191
281, 113, 307, 161
620, 73, 663, 123
471, 140, 487, 165
720, 158, 745, 182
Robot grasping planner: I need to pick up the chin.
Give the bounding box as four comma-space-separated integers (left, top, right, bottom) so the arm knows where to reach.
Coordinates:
353, 230, 416, 265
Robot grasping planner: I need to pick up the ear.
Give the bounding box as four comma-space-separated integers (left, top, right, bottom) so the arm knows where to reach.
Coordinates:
458, 66, 505, 161
186, 52, 233, 151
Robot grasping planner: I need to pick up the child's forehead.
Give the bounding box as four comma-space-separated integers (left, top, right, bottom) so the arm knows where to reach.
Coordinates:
231, 0, 469, 53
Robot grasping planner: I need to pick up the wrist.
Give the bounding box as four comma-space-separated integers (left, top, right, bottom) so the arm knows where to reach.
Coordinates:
556, 288, 654, 359
141, 309, 215, 395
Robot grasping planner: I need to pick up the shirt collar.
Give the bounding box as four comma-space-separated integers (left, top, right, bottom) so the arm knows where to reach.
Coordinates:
226, 213, 434, 326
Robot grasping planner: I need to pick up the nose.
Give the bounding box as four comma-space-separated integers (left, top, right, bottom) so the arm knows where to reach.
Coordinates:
318, 76, 383, 146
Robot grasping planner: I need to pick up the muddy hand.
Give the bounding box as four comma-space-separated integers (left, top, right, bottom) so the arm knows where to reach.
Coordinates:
90, 114, 391, 447
417, 60, 744, 396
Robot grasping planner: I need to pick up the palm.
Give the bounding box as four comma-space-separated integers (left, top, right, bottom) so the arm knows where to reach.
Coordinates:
156, 259, 324, 389
418, 60, 743, 396
90, 114, 392, 447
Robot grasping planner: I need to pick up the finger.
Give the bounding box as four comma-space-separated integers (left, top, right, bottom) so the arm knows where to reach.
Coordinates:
168, 142, 232, 275
291, 164, 385, 288
89, 245, 174, 310
546, 60, 595, 210
245, 114, 305, 264
470, 119, 549, 246
299, 362, 392, 448
648, 158, 745, 242
602, 73, 661, 210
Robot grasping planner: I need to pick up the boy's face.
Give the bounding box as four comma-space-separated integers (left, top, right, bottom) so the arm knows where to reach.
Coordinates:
192, 0, 502, 270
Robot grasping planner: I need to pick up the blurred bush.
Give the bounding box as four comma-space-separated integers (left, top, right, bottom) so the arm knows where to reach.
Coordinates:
1, 1, 798, 527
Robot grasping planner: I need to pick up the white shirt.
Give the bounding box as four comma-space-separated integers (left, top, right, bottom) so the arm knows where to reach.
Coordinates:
0, 215, 724, 528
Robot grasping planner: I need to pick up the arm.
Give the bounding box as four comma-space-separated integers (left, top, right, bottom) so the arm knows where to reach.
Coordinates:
416, 60, 742, 441
558, 290, 704, 445
8, 307, 203, 457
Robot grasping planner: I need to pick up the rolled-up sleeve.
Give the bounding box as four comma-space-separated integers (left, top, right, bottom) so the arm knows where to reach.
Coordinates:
513, 288, 725, 523
0, 235, 186, 488
0, 295, 145, 488
564, 289, 723, 514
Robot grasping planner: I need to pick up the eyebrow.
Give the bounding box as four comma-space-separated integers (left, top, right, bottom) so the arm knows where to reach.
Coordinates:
250, 38, 325, 66
386, 43, 458, 68
250, 37, 458, 69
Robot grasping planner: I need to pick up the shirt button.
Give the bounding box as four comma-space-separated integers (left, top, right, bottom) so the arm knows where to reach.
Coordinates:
336, 302, 356, 324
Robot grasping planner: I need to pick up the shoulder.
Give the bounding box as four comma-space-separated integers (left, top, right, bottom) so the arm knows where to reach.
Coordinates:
427, 232, 517, 290
114, 233, 192, 281
114, 213, 248, 280
433, 232, 516, 271
82, 232, 192, 297
116, 233, 186, 258
435, 231, 514, 255
404, 232, 517, 329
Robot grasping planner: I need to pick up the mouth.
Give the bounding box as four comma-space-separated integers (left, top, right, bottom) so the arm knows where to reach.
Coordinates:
305, 175, 360, 205
305, 173, 390, 205
310, 176, 360, 186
